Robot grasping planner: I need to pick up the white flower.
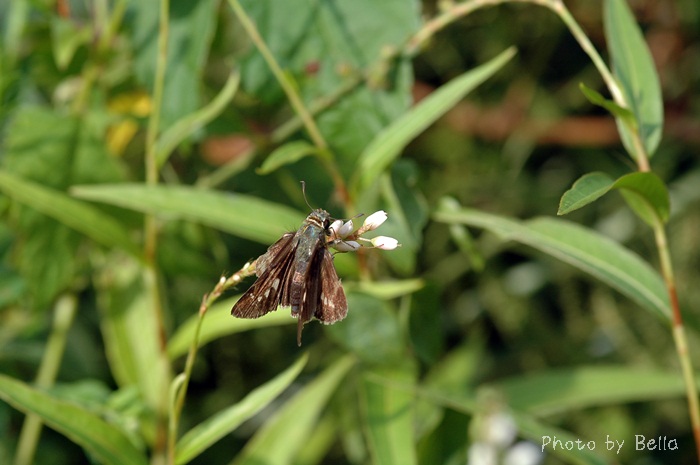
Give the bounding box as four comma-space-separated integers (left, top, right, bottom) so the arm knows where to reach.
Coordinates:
329, 219, 344, 236
362, 210, 387, 231
331, 240, 361, 252
369, 236, 400, 251
328, 210, 399, 252
330, 219, 354, 239
338, 220, 354, 238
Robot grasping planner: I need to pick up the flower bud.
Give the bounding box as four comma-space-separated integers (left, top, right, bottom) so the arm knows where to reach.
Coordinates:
332, 240, 361, 252
370, 236, 399, 250
338, 220, 354, 238
329, 219, 344, 236
363, 210, 388, 231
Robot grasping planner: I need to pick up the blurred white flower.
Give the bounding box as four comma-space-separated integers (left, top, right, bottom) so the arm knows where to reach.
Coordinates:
467, 442, 497, 465
484, 412, 517, 447
504, 441, 543, 465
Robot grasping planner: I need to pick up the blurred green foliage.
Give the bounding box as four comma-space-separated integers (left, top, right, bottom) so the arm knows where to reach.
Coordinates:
0, 1, 699, 464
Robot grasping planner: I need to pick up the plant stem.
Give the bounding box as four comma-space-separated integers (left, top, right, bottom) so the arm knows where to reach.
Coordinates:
167, 266, 257, 463
226, 0, 349, 204
145, 1, 171, 464
653, 222, 700, 459
13, 295, 77, 465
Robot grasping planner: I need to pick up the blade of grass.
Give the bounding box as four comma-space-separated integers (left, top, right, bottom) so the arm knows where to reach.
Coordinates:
0, 374, 148, 465
175, 353, 308, 464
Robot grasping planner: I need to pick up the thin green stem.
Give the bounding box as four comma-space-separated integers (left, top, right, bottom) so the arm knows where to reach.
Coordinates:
144, 0, 169, 262
653, 222, 700, 459
167, 266, 257, 463
144, 2, 171, 464
226, 0, 349, 203
13, 295, 78, 465
545, 0, 650, 171
227, 0, 326, 151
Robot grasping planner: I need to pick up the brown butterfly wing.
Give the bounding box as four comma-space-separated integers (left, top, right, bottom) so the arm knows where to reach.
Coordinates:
315, 248, 347, 324
231, 233, 296, 319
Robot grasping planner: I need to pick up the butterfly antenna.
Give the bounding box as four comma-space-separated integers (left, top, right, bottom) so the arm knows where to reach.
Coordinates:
300, 180, 314, 210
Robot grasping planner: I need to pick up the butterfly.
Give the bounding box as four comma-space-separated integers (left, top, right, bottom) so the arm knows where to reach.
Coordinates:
231, 208, 347, 346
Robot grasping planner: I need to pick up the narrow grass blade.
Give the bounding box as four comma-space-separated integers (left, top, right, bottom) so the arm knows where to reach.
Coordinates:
0, 374, 148, 465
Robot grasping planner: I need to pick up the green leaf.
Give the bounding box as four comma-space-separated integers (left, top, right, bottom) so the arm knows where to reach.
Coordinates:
51, 17, 91, 70
326, 293, 404, 365
558, 172, 669, 226
491, 366, 686, 416
0, 171, 140, 257
2, 106, 129, 306
361, 364, 418, 465
349, 278, 424, 300
613, 172, 670, 226
0, 374, 148, 465
352, 47, 516, 193
558, 172, 615, 215
604, 0, 663, 157
167, 297, 295, 360
433, 207, 669, 320
231, 355, 355, 465
72, 184, 305, 244
156, 70, 241, 167
257, 140, 321, 175
95, 256, 170, 410
175, 353, 309, 464
579, 83, 636, 131
239, 0, 420, 163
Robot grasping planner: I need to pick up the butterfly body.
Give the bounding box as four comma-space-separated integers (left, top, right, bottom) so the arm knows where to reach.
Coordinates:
231, 209, 348, 345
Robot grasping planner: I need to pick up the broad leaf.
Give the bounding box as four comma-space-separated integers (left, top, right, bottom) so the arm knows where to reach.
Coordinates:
238, 0, 420, 166
129, 0, 218, 129
559, 172, 670, 226
558, 172, 615, 215
613, 172, 670, 226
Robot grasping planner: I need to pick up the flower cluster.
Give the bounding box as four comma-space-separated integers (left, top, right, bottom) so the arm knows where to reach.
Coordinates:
327, 210, 400, 252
